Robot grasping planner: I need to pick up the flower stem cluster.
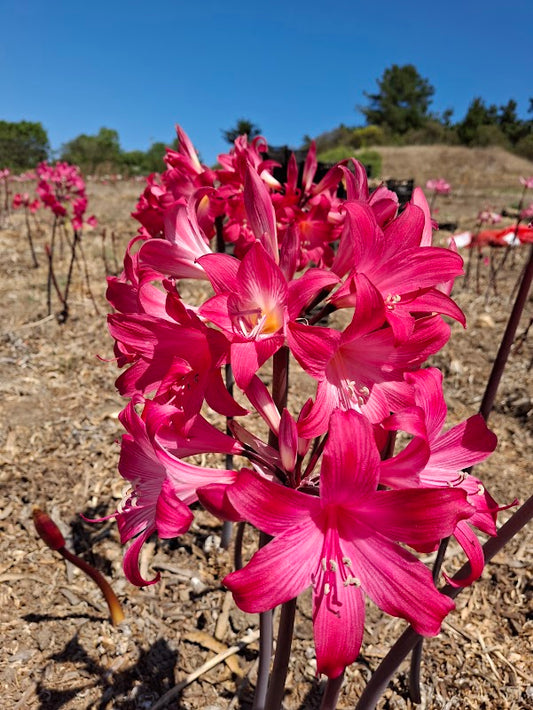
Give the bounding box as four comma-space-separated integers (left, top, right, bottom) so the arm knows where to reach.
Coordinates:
13, 161, 98, 319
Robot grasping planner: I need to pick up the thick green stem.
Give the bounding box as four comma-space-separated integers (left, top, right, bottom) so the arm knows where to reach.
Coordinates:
46, 216, 58, 315
408, 535, 450, 702
222, 361, 235, 549
253, 532, 274, 710
60, 228, 80, 323
24, 207, 39, 268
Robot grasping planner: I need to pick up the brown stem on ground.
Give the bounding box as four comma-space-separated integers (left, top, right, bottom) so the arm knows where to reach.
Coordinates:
32, 508, 124, 626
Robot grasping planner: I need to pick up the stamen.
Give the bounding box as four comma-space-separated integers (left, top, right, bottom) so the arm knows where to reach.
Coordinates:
329, 560, 338, 572
342, 556, 352, 567
321, 557, 327, 572
385, 293, 402, 310
324, 583, 331, 595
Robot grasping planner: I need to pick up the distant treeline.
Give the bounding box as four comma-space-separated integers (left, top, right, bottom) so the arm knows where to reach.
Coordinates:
307, 65, 533, 165
0, 123, 170, 175
2, 65, 532, 173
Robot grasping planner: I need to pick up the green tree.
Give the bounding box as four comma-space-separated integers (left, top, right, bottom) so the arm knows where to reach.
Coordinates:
457, 98, 498, 145
222, 118, 261, 145
143, 141, 167, 173
60, 127, 122, 173
498, 99, 528, 145
359, 64, 435, 134
120, 150, 148, 175
0, 120, 50, 169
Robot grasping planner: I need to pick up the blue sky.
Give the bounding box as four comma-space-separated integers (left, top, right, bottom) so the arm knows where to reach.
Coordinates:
2, 0, 532, 166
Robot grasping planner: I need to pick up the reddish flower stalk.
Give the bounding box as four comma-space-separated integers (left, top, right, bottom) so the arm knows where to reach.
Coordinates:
24, 204, 39, 268
355, 493, 533, 710
253, 346, 291, 710
408, 242, 532, 702
492, 179, 531, 284
33, 507, 125, 626
44, 243, 66, 311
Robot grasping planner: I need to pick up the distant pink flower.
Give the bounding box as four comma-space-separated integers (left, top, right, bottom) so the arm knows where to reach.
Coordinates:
520, 203, 533, 220
208, 410, 472, 678
519, 176, 533, 189
477, 209, 502, 225
13, 192, 41, 213
426, 178, 451, 195
12, 192, 29, 209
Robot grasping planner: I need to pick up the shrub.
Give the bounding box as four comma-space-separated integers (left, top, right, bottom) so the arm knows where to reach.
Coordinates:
472, 125, 511, 148
317, 146, 382, 177
351, 125, 386, 147
514, 133, 533, 161
355, 149, 382, 177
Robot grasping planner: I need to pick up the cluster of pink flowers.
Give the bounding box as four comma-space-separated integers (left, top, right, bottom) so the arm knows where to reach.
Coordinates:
426, 178, 451, 195
477, 208, 502, 225
34, 161, 97, 230
105, 127, 502, 678
12, 191, 40, 213
519, 177, 533, 225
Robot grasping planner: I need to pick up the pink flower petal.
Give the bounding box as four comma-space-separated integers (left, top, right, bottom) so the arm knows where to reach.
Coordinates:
224, 524, 318, 613
344, 532, 454, 636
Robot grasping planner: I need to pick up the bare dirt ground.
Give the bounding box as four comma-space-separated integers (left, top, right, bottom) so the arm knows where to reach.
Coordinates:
0, 146, 532, 709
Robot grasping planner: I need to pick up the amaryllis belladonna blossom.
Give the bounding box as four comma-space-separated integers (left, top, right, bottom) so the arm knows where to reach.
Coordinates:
200, 410, 473, 678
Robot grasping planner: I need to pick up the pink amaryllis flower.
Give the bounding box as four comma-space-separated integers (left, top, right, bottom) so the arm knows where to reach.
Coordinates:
329, 201, 465, 342
108, 290, 246, 424
380, 368, 502, 586
114, 397, 240, 586
203, 410, 472, 678
519, 176, 533, 190
139, 192, 214, 280
426, 178, 451, 195
288, 276, 450, 436
198, 241, 288, 389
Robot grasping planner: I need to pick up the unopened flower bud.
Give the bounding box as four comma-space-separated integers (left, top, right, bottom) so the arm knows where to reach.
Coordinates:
33, 507, 65, 550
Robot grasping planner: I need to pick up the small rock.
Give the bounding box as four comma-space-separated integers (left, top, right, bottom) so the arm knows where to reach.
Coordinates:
190, 576, 207, 594
475, 313, 495, 328
204, 534, 221, 553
